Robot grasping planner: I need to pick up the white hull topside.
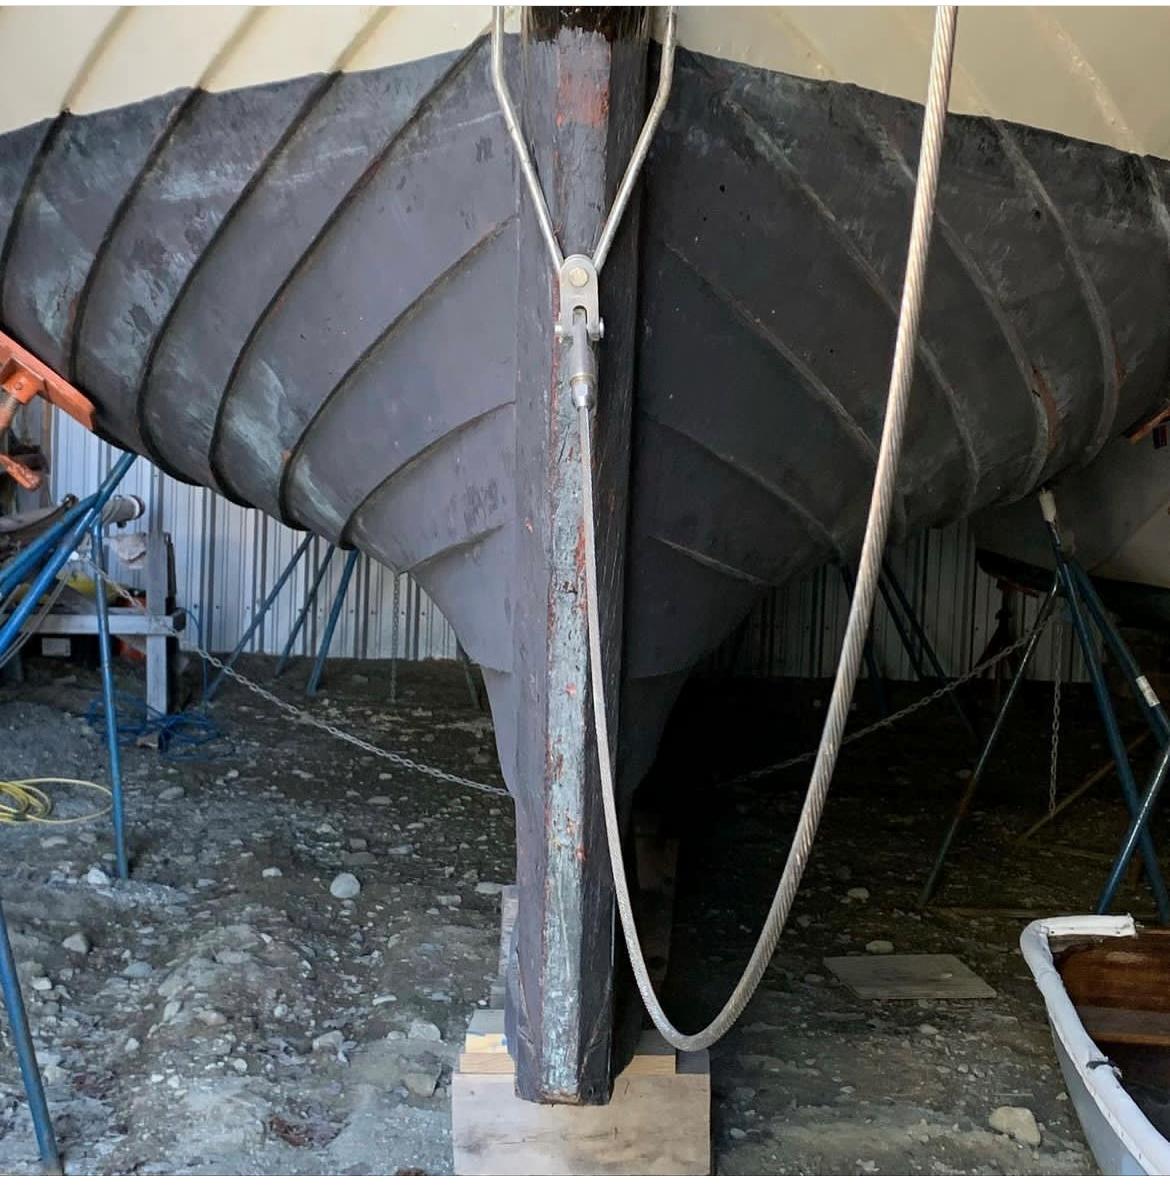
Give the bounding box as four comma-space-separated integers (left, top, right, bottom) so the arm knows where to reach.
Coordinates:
5, 5, 1170, 160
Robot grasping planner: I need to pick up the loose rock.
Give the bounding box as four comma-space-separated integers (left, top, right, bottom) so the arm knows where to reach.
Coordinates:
330, 873, 361, 900
989, 1105, 1041, 1147
62, 932, 92, 955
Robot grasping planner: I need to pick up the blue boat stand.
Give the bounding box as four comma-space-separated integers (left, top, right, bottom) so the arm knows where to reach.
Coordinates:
0, 450, 138, 1171
919, 488, 1170, 920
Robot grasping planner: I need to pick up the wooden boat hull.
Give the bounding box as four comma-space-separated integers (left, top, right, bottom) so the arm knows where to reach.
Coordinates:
4, 7, 1170, 1102
1022, 916, 1170, 1175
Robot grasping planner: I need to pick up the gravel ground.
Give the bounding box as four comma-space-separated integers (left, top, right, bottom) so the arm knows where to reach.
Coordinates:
1, 651, 1148, 1173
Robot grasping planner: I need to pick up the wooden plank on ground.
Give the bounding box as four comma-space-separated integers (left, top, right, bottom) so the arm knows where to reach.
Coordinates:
824, 953, 996, 1000
453, 1049, 710, 1175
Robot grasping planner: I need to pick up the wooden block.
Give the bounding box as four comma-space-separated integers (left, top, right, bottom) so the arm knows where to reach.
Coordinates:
453, 1049, 710, 1174
464, 1010, 506, 1053
458, 1022, 676, 1077
824, 953, 996, 1000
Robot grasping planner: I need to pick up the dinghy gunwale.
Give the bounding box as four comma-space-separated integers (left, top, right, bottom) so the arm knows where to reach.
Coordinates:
1021, 914, 1170, 1175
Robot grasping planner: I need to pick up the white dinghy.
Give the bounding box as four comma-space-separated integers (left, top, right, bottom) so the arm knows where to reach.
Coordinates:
1022, 916, 1170, 1175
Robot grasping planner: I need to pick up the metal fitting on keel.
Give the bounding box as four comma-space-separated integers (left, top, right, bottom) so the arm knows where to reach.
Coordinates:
566, 313, 597, 411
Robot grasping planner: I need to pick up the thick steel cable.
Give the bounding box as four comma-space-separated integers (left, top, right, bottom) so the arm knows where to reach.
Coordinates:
579, 5, 959, 1051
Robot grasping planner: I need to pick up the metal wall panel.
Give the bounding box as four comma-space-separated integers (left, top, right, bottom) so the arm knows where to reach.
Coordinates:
49, 412, 458, 662
49, 410, 1075, 680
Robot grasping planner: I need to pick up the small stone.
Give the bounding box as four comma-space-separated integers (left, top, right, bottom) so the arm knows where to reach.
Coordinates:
312, 1029, 345, 1053
123, 960, 153, 979
261, 867, 283, 879
196, 1009, 228, 1027
62, 932, 92, 955
408, 1019, 442, 1042
124, 1037, 140, 1054
388, 844, 413, 856
369, 795, 392, 805
475, 881, 504, 896
158, 785, 185, 802
162, 999, 183, 1023
41, 836, 68, 849
30, 977, 52, 993
342, 851, 376, 867
846, 887, 869, 902
231, 1057, 248, 1073
865, 940, 894, 955
86, 867, 111, 887
403, 1068, 439, 1098
348, 838, 368, 851
988, 1105, 1041, 1147
917, 1023, 939, 1036
330, 873, 361, 900
729, 1127, 747, 1141
437, 894, 461, 907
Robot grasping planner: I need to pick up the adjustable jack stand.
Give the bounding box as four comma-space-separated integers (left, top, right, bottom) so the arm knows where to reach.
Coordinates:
919, 489, 1170, 920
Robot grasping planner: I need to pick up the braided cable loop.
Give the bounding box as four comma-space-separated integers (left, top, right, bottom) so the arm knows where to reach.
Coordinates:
580, 5, 960, 1051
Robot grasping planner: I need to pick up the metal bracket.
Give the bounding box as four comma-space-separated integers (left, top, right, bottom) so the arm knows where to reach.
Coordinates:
555, 254, 603, 342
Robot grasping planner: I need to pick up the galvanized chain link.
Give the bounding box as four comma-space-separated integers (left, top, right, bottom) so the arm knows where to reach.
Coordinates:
82, 559, 510, 799
723, 611, 1047, 786
1049, 613, 1064, 814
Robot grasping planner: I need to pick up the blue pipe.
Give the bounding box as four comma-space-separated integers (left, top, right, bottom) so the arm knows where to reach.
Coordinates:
918, 582, 1057, 908
275, 543, 336, 676
1099, 744, 1170, 913
1069, 562, 1170, 746
203, 533, 313, 703
0, 896, 61, 1173
91, 520, 128, 880
306, 549, 358, 697
0, 495, 98, 601
0, 453, 135, 656
1047, 528, 1170, 921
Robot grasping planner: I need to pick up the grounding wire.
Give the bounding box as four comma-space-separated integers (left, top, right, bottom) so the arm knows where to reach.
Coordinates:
578, 6, 961, 1051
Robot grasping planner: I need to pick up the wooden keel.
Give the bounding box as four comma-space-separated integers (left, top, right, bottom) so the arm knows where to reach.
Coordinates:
506, 7, 650, 1105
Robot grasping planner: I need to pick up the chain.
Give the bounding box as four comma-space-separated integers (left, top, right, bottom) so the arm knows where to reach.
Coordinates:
1049, 613, 1064, 814
82, 560, 510, 799
723, 614, 1049, 786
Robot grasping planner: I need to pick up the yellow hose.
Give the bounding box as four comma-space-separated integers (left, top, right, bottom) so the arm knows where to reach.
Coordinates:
0, 778, 112, 825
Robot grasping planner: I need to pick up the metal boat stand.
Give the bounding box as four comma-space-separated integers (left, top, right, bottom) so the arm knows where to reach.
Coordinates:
0, 895, 61, 1173
918, 489, 1170, 920
0, 449, 138, 1172
838, 557, 977, 742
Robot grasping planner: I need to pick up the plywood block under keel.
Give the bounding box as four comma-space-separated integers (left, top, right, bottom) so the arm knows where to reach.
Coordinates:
452, 1017, 710, 1174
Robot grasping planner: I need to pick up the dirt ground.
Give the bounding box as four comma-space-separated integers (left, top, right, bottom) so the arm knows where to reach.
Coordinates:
0, 648, 1154, 1174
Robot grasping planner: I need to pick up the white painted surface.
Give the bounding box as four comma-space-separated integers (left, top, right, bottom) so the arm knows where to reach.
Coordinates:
7, 5, 1170, 161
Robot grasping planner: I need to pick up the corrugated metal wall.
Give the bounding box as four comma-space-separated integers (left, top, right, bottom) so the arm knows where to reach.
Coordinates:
730, 518, 1085, 683
50, 413, 459, 662
49, 410, 1078, 680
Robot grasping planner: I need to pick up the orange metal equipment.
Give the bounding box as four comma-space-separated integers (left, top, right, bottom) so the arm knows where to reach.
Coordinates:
0, 330, 96, 492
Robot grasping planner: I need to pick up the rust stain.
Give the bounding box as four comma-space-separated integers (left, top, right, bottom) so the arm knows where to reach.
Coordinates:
1031, 366, 1060, 460
556, 63, 611, 130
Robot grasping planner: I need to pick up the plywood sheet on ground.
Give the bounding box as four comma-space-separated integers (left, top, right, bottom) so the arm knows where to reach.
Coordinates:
824, 953, 996, 1000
